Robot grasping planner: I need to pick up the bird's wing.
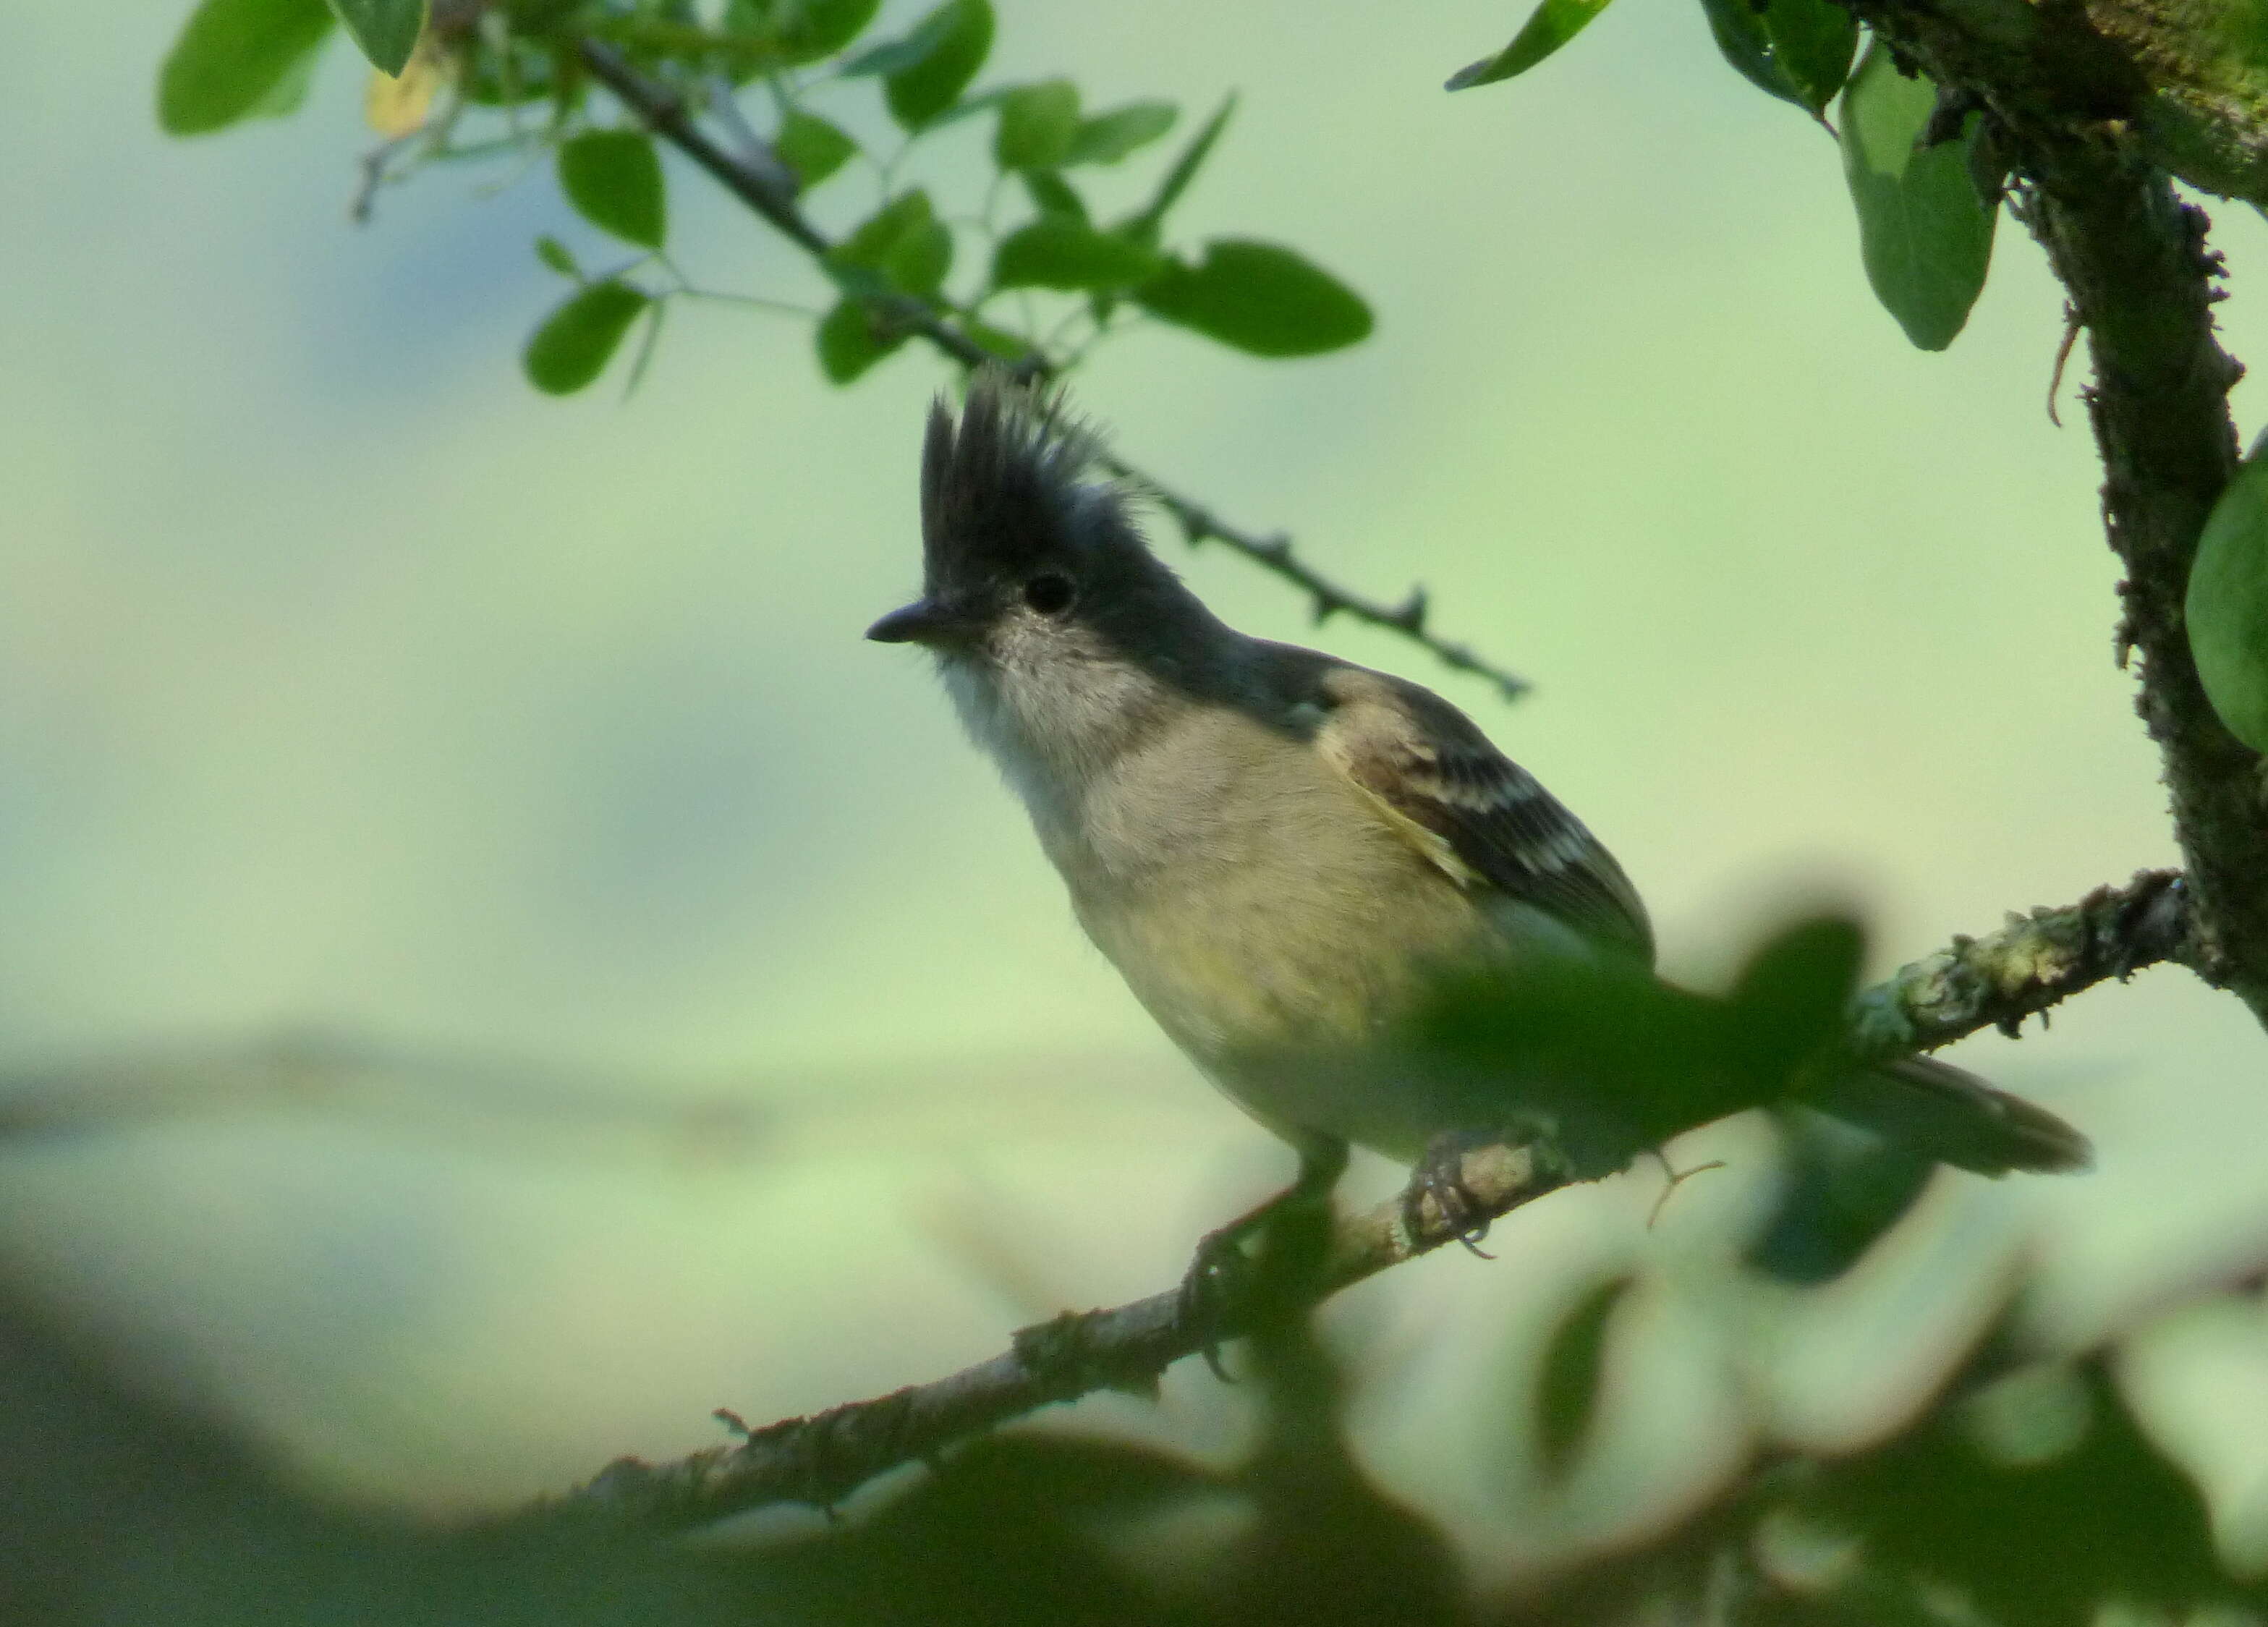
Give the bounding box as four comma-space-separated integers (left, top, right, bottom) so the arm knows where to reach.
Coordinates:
1305, 660, 1655, 963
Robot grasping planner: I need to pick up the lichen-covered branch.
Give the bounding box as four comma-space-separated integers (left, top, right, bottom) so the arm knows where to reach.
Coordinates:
573, 40, 1530, 702
1849, 868, 2193, 1055
2084, 0, 2268, 207
538, 878, 2191, 1532
1851, 1, 2268, 1020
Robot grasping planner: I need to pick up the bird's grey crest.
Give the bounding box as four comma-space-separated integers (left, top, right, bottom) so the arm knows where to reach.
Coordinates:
917, 370, 1126, 590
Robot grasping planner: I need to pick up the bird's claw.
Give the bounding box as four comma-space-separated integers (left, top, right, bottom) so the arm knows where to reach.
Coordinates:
1177, 1226, 1252, 1380
1401, 1133, 1499, 1257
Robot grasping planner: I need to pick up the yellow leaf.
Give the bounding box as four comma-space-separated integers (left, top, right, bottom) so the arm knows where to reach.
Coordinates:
365, 35, 445, 136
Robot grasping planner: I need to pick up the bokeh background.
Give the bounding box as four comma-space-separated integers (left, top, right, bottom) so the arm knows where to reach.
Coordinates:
6, 0, 2268, 1584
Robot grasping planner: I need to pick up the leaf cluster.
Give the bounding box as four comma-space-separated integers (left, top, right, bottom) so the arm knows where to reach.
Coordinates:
158, 0, 1376, 398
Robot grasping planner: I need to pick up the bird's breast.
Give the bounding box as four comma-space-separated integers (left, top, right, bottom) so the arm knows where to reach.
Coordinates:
1056, 710, 1493, 1066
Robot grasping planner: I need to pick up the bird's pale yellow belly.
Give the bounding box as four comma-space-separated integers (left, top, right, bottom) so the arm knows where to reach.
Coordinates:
1055, 718, 1515, 1157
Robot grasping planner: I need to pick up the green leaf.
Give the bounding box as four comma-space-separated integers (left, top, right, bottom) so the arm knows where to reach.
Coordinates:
1762, 0, 1858, 114
921, 85, 1012, 129
831, 190, 952, 297
1122, 93, 1233, 239
1746, 1114, 1936, 1283
839, 27, 938, 76
1727, 914, 1866, 1084
1445, 0, 1615, 90
1534, 1276, 1633, 1481
534, 234, 580, 278
891, 218, 953, 297
325, 0, 425, 76
1696, 0, 1807, 109
960, 318, 1035, 362
775, 0, 883, 66
523, 281, 649, 394
158, 0, 336, 136
247, 28, 326, 118
1135, 239, 1372, 357
1064, 101, 1176, 166
815, 298, 905, 383
1022, 170, 1087, 221
995, 80, 1080, 171
557, 129, 667, 250
883, 0, 994, 129
993, 216, 1160, 291
2187, 449, 2268, 753
1838, 43, 1996, 351
776, 108, 857, 191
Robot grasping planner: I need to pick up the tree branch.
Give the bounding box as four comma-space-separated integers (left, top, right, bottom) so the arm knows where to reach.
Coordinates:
543, 1139, 1562, 1532
1848, 867, 2193, 1054
1850, 1, 2268, 1020
574, 40, 1530, 702
536, 875, 2192, 1533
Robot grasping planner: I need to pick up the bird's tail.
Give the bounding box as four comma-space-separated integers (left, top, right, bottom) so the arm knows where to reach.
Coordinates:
1806, 1055, 2091, 1176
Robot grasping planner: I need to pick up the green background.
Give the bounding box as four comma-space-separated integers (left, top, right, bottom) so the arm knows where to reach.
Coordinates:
5, 0, 2267, 1581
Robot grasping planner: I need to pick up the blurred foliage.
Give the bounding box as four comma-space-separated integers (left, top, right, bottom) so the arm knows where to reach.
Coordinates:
1530, 1273, 1635, 1483
13, 927, 2184, 1624
21, 1217, 2268, 1626
1379, 914, 1870, 1181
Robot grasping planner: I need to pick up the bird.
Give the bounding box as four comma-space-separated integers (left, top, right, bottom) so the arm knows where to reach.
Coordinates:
867, 372, 2091, 1296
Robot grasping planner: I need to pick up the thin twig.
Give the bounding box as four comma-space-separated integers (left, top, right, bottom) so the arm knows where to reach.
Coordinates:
1106, 456, 1530, 701
575, 38, 1531, 702
578, 39, 830, 259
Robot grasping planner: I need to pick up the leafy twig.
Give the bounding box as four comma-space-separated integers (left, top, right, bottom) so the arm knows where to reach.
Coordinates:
574, 38, 1532, 702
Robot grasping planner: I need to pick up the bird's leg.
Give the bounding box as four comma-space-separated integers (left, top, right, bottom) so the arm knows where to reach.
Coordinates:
1399, 1114, 1563, 1257
1176, 1138, 1349, 1377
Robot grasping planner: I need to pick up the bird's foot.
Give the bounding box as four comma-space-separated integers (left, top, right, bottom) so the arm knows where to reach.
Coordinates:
1175, 1145, 1349, 1380
1401, 1132, 1502, 1256
1399, 1117, 1567, 1255
1176, 1224, 1254, 1382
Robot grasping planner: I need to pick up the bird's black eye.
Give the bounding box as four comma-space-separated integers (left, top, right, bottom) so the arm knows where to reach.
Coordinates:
1023, 572, 1076, 616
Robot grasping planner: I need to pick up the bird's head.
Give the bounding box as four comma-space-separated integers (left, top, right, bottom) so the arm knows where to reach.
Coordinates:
866, 372, 1207, 684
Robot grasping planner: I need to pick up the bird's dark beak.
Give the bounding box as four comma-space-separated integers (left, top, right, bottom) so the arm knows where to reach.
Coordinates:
865, 598, 981, 646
